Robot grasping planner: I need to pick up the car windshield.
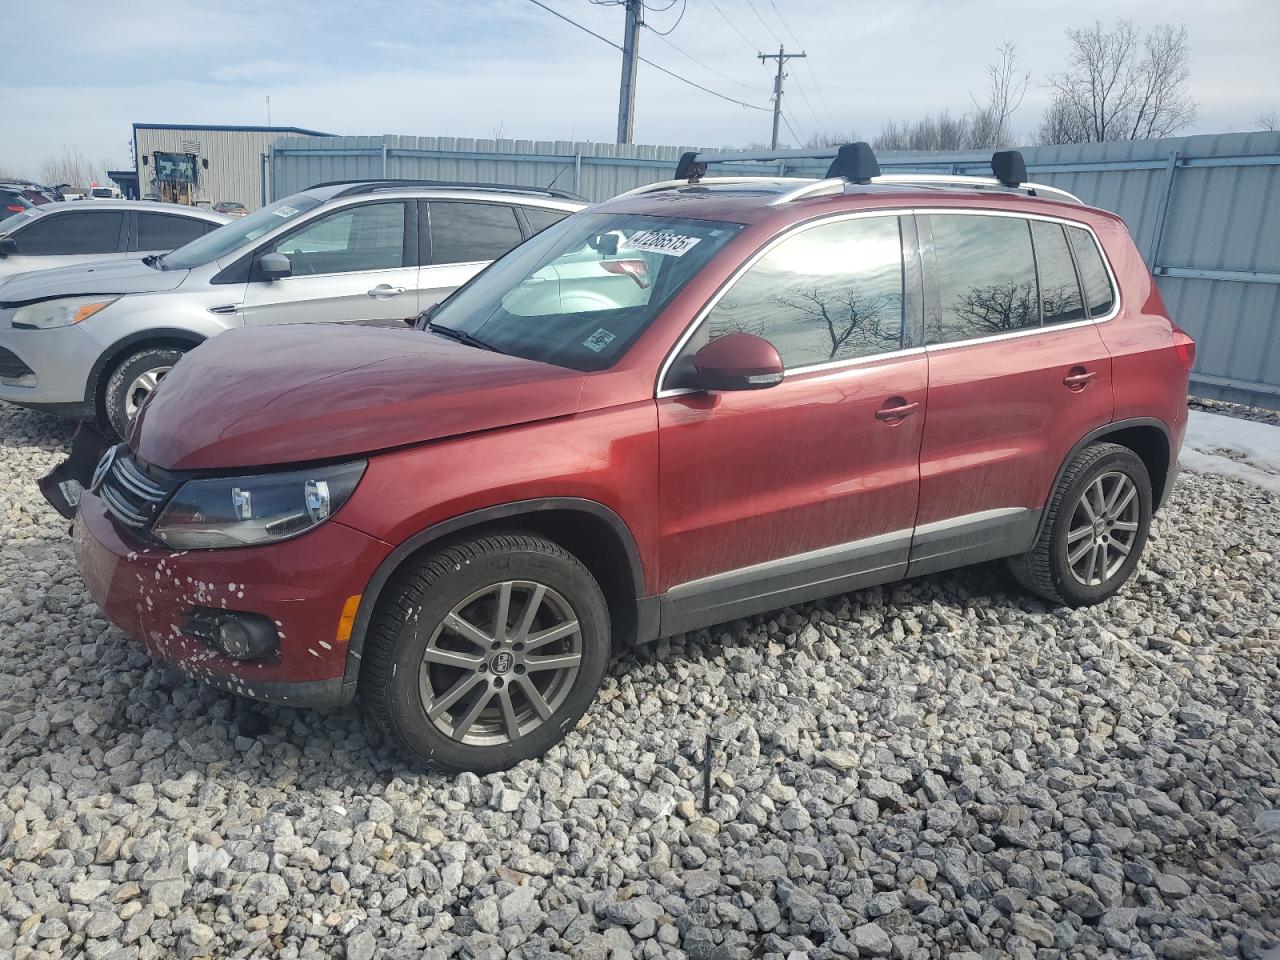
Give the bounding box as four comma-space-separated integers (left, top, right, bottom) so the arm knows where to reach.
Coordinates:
160, 195, 322, 270
0, 209, 38, 235
427, 212, 743, 371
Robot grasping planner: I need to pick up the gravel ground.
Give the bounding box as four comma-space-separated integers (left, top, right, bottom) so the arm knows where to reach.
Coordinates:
0, 400, 1277, 960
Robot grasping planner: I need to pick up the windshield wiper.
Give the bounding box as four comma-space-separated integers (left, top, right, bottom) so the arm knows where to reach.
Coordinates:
141, 254, 167, 270
426, 321, 501, 354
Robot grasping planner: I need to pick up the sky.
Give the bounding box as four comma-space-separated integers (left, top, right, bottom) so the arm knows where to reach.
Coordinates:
2, 0, 1278, 178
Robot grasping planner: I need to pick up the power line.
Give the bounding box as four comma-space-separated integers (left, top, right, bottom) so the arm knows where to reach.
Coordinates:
526, 0, 768, 113
743, 0, 783, 45
645, 28, 770, 93
780, 110, 803, 147
766, 0, 840, 130
707, 0, 759, 55
643, 0, 685, 35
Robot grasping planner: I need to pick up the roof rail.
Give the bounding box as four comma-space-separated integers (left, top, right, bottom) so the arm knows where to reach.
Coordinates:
870, 173, 1082, 204
306, 179, 586, 202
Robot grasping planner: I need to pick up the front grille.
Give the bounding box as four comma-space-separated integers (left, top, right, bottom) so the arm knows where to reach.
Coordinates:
98, 451, 177, 530
0, 347, 34, 380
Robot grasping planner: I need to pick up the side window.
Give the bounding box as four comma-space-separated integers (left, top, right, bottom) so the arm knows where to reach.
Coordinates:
702, 216, 905, 369
929, 214, 1039, 344
1030, 221, 1086, 325
1066, 226, 1116, 317
429, 202, 523, 264
522, 206, 570, 235
137, 213, 210, 251
16, 211, 125, 255
268, 202, 406, 275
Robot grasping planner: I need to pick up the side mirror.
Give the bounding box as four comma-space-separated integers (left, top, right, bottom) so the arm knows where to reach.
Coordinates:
0, 238, 16, 257
691, 333, 784, 391
589, 233, 619, 256
257, 252, 292, 280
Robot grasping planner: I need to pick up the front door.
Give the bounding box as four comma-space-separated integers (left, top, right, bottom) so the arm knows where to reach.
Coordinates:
912, 212, 1115, 575
238, 200, 419, 326
656, 213, 927, 633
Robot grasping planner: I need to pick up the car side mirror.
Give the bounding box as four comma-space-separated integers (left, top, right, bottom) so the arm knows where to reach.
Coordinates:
589, 233, 619, 256
691, 333, 784, 391
257, 252, 291, 280
0, 238, 17, 257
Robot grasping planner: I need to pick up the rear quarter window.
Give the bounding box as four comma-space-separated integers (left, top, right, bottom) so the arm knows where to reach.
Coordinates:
1067, 226, 1116, 317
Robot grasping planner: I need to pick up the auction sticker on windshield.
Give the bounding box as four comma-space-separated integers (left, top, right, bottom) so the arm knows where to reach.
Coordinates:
272, 205, 301, 219
622, 230, 702, 257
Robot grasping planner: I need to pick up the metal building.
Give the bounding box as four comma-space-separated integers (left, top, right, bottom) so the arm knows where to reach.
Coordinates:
127, 123, 332, 209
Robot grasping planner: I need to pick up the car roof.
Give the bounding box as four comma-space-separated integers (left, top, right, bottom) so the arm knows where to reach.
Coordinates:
292, 180, 586, 209
16, 199, 230, 222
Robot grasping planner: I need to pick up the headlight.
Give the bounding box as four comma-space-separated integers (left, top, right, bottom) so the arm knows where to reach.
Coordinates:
11, 295, 119, 330
151, 460, 366, 549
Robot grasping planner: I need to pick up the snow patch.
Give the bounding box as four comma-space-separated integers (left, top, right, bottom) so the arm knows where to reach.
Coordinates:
1180, 411, 1280, 494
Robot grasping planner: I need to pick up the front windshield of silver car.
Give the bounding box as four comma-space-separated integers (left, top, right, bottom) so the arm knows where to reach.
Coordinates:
157, 196, 322, 270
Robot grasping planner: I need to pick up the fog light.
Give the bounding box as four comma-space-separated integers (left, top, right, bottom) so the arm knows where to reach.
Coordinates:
187, 608, 280, 661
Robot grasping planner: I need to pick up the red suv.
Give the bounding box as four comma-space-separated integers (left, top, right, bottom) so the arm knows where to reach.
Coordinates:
60, 144, 1194, 772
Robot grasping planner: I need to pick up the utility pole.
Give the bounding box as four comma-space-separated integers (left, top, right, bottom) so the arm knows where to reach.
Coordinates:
758, 45, 806, 149
616, 0, 644, 144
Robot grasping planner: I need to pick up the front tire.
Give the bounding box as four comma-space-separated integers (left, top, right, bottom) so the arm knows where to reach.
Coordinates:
1010, 442, 1152, 607
360, 533, 610, 773
102, 346, 185, 438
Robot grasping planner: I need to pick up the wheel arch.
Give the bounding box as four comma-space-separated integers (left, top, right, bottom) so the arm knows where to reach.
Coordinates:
341, 498, 657, 702
85, 327, 208, 420
1036, 417, 1172, 541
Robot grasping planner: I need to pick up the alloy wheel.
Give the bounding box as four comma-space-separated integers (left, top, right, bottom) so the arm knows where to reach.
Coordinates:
1066, 470, 1140, 586
124, 365, 173, 421
418, 580, 582, 746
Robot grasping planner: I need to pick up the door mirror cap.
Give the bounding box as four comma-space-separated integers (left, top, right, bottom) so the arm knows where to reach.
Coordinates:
0, 238, 17, 257
257, 252, 292, 280
691, 333, 784, 391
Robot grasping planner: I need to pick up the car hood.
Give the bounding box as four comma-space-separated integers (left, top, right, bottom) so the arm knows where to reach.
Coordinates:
133, 323, 588, 471
0, 257, 188, 302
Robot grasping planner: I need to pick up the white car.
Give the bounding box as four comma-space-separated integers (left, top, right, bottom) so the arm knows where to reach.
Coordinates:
0, 200, 229, 282
0, 180, 581, 434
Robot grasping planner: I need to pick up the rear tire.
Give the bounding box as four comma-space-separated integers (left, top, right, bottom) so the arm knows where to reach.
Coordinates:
102, 346, 185, 438
359, 533, 610, 774
1010, 442, 1152, 607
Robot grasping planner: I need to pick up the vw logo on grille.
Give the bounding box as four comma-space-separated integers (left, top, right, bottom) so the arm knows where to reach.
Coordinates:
491, 651, 513, 674
90, 445, 120, 493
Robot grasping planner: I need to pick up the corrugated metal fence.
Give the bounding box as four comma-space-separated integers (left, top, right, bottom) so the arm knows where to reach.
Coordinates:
269, 132, 1280, 409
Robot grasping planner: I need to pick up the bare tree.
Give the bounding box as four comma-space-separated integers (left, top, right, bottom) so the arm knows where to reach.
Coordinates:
1040, 20, 1197, 144
969, 41, 1030, 148
1257, 111, 1280, 132
802, 130, 861, 148
875, 112, 972, 151
39, 147, 107, 191
771, 286, 900, 360
947, 281, 1039, 337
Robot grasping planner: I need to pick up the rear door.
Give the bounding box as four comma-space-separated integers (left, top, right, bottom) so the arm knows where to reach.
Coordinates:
237, 200, 419, 325
911, 211, 1114, 575
4, 209, 128, 272
657, 213, 928, 630
419, 200, 526, 311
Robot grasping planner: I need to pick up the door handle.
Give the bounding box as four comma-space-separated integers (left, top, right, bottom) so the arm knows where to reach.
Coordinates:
367, 284, 407, 299
875, 399, 920, 422
1063, 367, 1097, 391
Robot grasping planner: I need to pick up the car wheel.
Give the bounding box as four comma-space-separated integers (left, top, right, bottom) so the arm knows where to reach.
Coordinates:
1010, 442, 1152, 607
360, 533, 610, 773
103, 346, 185, 438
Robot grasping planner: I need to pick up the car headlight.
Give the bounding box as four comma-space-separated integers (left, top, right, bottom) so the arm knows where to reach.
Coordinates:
151, 460, 366, 549
11, 295, 119, 330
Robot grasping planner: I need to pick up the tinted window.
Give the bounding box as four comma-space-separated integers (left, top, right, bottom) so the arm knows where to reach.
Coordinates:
268, 202, 405, 275
427, 213, 742, 372
1031, 221, 1086, 325
137, 212, 211, 251
522, 206, 570, 234
702, 216, 904, 369
15, 211, 125, 255
161, 195, 321, 270
929, 214, 1039, 344
430, 202, 523, 264
1067, 226, 1115, 317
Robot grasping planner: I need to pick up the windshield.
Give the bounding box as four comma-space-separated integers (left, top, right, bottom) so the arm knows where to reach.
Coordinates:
428, 212, 743, 371
160, 195, 322, 269
0, 209, 38, 235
